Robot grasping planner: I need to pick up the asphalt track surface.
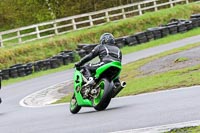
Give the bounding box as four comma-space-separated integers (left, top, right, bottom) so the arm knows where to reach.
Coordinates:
1, 35, 200, 133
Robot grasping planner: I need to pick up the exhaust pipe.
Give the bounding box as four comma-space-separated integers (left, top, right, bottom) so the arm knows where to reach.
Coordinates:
112, 81, 126, 98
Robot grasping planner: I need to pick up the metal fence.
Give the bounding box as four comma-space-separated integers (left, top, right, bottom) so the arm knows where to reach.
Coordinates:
0, 0, 198, 47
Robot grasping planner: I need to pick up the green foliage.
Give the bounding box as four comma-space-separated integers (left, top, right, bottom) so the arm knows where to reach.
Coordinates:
0, 3, 200, 70
174, 57, 189, 63
0, 0, 52, 30
0, 0, 144, 31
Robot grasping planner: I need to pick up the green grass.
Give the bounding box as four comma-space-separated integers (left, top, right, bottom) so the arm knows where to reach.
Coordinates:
53, 93, 73, 104
2, 27, 200, 86
119, 42, 200, 97
0, 3, 200, 69
165, 126, 200, 133
53, 42, 200, 104
174, 57, 189, 63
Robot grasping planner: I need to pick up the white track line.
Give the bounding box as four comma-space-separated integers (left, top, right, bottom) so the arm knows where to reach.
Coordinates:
19, 80, 72, 108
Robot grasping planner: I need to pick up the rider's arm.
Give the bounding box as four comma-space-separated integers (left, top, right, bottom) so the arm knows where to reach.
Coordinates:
78, 45, 100, 66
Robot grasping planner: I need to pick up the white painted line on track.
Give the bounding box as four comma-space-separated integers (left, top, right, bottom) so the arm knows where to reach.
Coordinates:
19, 80, 72, 108
111, 120, 200, 133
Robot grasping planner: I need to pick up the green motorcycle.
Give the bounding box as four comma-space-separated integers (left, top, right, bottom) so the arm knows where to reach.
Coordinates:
70, 61, 126, 114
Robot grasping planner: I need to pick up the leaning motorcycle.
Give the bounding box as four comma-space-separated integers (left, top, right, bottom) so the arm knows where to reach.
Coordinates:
69, 61, 126, 114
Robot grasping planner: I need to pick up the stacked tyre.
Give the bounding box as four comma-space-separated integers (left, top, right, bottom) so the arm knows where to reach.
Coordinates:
145, 31, 154, 41
9, 67, 18, 78
159, 26, 170, 37
124, 35, 138, 46
190, 14, 200, 28
115, 37, 126, 48
134, 32, 148, 44
1, 69, 10, 80
24, 63, 33, 75
147, 28, 162, 39
77, 49, 87, 58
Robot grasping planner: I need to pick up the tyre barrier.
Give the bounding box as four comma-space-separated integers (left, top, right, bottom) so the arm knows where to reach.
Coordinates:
1, 69, 9, 80
17, 65, 26, 77
25, 63, 33, 75
124, 35, 138, 46
190, 14, 200, 28
63, 54, 72, 65
0, 50, 76, 80
1, 14, 200, 81
147, 27, 162, 39
178, 22, 187, 33
61, 50, 75, 62
167, 25, 178, 34
115, 37, 126, 48
169, 19, 188, 33
50, 58, 61, 69
184, 20, 193, 31
9, 67, 18, 78
145, 31, 154, 41
135, 32, 148, 44
190, 14, 200, 19
52, 55, 64, 65
77, 49, 87, 58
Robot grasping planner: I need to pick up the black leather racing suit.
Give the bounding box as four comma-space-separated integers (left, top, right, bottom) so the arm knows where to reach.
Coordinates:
78, 43, 122, 78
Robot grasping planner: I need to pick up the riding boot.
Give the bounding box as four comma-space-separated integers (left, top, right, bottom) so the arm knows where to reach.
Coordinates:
84, 67, 94, 85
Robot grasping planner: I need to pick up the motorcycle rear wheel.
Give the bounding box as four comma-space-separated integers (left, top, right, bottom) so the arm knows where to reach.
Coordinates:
69, 93, 81, 114
93, 78, 112, 111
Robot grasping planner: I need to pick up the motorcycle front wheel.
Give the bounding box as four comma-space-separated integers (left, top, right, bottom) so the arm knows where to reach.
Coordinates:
69, 93, 81, 114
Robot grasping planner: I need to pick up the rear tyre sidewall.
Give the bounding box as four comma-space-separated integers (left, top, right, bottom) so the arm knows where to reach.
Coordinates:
93, 78, 112, 111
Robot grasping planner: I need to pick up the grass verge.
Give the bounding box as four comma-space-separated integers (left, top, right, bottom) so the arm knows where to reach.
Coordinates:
54, 42, 200, 104
119, 42, 200, 97
165, 126, 200, 133
2, 27, 200, 86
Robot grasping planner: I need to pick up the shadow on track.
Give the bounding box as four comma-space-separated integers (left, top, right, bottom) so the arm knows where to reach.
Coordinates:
76, 105, 130, 115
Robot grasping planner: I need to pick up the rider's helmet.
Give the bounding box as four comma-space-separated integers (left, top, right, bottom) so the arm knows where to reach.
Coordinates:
99, 33, 115, 45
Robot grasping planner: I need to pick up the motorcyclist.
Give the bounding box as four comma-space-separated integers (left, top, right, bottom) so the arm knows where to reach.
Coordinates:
75, 33, 122, 85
